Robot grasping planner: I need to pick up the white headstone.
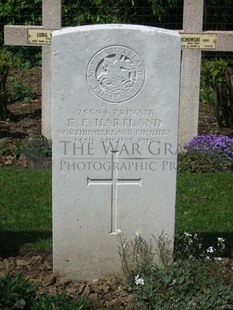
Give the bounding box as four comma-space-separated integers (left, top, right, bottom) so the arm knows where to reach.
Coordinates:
52, 24, 181, 280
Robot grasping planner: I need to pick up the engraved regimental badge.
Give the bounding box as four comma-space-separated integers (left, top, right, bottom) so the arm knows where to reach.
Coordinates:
87, 46, 145, 103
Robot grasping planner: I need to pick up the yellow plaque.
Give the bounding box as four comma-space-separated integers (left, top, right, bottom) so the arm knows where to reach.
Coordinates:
28, 29, 52, 45
181, 34, 216, 49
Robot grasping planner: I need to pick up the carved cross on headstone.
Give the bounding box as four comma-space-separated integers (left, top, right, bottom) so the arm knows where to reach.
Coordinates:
87, 151, 142, 233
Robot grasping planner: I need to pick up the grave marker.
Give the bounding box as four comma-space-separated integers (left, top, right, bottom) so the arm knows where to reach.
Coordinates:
52, 24, 181, 280
178, 0, 233, 146
4, 0, 233, 145
4, 0, 61, 139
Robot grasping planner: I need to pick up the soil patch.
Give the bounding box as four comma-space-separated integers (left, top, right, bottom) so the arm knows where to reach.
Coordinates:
198, 103, 233, 137
0, 253, 138, 309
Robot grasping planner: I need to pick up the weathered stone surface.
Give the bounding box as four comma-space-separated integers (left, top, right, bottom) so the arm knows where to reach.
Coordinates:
52, 24, 180, 280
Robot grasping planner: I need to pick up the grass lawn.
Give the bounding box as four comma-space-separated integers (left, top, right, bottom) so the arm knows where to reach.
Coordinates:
0, 168, 232, 257
0, 168, 52, 256
176, 172, 233, 254
176, 173, 233, 233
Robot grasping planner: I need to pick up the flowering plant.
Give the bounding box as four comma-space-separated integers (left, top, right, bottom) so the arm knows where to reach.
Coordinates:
178, 134, 233, 173
184, 134, 233, 160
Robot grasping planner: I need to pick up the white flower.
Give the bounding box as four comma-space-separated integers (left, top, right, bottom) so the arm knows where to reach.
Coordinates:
135, 275, 145, 285
217, 237, 225, 251
184, 232, 192, 238
206, 246, 215, 254
171, 279, 176, 285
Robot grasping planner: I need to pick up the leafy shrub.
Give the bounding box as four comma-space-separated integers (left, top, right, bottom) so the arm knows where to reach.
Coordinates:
0, 49, 34, 118
0, 138, 22, 158
0, 273, 36, 309
22, 137, 52, 160
135, 260, 233, 310
1, 0, 177, 67
178, 134, 233, 173
62, 0, 177, 27
117, 233, 154, 288
7, 80, 37, 103
0, 49, 13, 119
118, 233, 233, 309
174, 233, 227, 261
0, 274, 91, 310
201, 59, 233, 128
32, 294, 91, 310
174, 232, 205, 261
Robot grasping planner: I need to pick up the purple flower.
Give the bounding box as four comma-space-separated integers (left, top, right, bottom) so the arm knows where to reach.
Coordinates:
184, 135, 233, 162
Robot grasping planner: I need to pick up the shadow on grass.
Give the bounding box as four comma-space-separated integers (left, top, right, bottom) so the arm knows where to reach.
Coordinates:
0, 230, 52, 258
1, 231, 233, 259
176, 232, 233, 257
200, 232, 233, 256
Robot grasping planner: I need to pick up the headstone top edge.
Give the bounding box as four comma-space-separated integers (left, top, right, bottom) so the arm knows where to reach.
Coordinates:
52, 24, 180, 38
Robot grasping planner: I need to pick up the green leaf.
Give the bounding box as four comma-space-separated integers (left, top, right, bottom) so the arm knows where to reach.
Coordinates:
14, 298, 26, 309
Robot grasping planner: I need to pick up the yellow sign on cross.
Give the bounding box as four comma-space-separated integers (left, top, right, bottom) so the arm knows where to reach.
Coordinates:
27, 30, 217, 49
27, 29, 52, 45
181, 33, 216, 49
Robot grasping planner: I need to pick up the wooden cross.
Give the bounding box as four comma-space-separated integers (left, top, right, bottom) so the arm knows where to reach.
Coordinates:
4, 0, 233, 145
4, 0, 61, 140
87, 151, 142, 234
179, 0, 233, 146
